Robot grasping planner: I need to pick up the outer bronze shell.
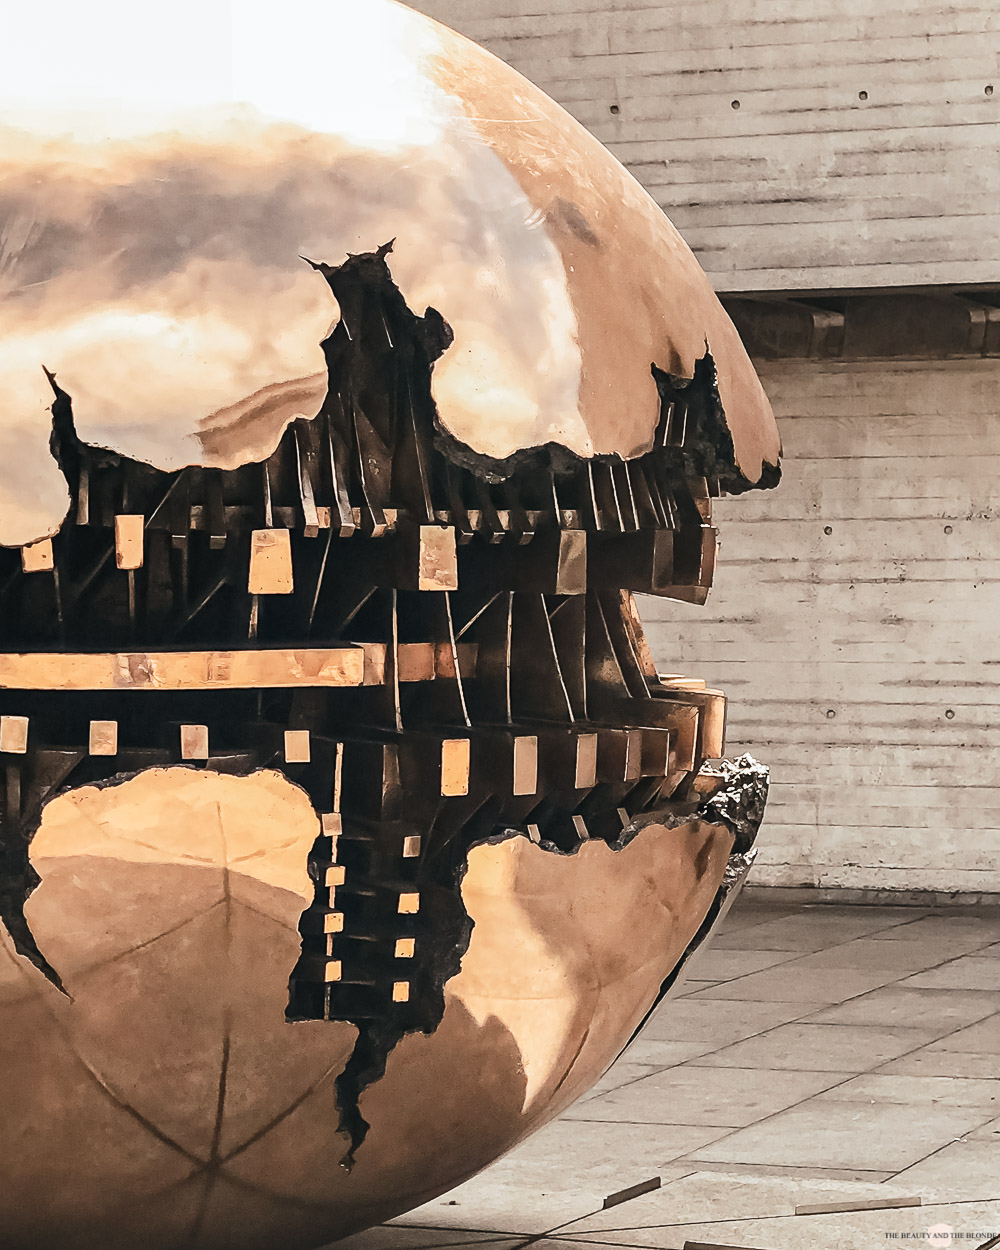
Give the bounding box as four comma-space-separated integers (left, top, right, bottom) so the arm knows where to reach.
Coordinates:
0, 4, 780, 1247
1, 767, 746, 1248
0, 0, 778, 547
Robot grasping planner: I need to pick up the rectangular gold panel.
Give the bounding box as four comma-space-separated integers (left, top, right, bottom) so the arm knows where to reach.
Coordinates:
89, 720, 118, 756
397, 643, 435, 683
418, 525, 459, 592
624, 730, 643, 782
295, 956, 343, 984
392, 643, 479, 682
180, 725, 209, 760
623, 697, 701, 777
575, 734, 599, 789
21, 540, 54, 573
398, 892, 420, 915
0, 715, 28, 754
394, 938, 416, 959
301, 909, 345, 937
0, 648, 365, 691
392, 981, 410, 1003
672, 705, 700, 775
513, 735, 539, 797
402, 836, 421, 859
641, 729, 671, 778
284, 730, 311, 764
321, 812, 343, 837
324, 865, 346, 888
433, 642, 478, 680
659, 676, 707, 691
700, 692, 727, 760
572, 814, 589, 840
333, 742, 345, 812
440, 738, 471, 797
114, 514, 145, 570
248, 529, 294, 595
361, 643, 387, 686
555, 529, 587, 595
589, 530, 674, 595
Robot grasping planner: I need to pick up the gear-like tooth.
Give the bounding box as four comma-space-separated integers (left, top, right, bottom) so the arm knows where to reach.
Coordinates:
112, 513, 144, 570
293, 422, 322, 536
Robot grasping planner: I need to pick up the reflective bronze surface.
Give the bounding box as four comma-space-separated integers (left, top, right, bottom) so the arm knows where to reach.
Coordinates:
0, 648, 366, 691
0, 4, 781, 1246
1, 767, 736, 1249
0, 0, 778, 547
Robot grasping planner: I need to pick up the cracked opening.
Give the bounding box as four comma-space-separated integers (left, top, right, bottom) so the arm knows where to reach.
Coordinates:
0, 246, 776, 1168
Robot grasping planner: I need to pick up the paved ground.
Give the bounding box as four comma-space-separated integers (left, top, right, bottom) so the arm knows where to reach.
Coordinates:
339, 899, 1000, 1249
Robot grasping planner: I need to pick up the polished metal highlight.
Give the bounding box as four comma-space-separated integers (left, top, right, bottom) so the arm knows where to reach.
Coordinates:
0, 0, 779, 549
0, 647, 366, 690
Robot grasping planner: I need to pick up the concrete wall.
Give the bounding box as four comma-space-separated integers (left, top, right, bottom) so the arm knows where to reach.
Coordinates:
414, 0, 1000, 292
640, 355, 1000, 893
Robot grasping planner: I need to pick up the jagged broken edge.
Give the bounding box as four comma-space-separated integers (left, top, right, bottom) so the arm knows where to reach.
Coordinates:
323, 758, 769, 1171
296, 249, 778, 1166
0, 837, 66, 992
433, 349, 781, 495
620, 754, 771, 1055
318, 242, 780, 495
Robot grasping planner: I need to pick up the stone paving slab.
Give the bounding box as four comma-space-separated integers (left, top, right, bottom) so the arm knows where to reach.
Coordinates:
555, 1198, 1000, 1249
560, 1170, 922, 1237
686, 1099, 995, 1172
689, 1021, 941, 1073
358, 901, 1000, 1245
802, 986, 1000, 1031
562, 1066, 853, 1129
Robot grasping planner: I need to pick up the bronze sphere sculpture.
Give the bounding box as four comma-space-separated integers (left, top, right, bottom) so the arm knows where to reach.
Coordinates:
0, 2, 780, 1245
